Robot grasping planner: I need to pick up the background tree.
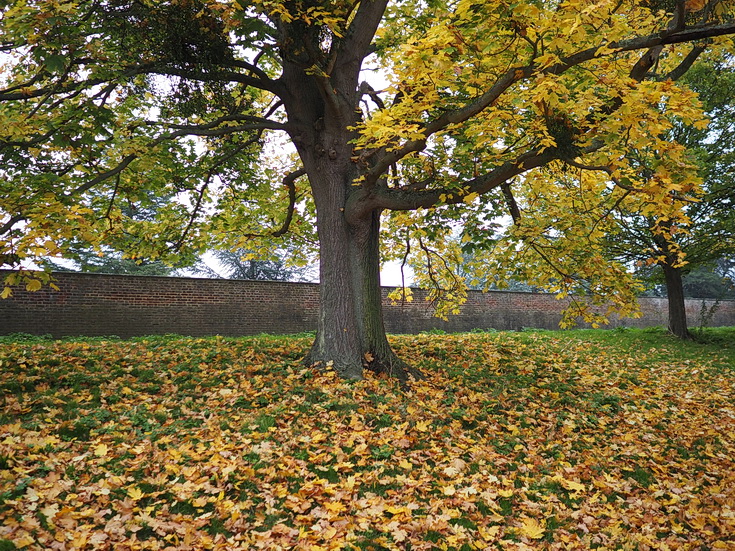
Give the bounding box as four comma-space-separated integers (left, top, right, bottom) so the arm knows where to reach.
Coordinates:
2, 0, 735, 378
637, 258, 735, 298
192, 246, 317, 281
40, 188, 179, 275
604, 59, 735, 338
681, 261, 735, 298
42, 248, 174, 276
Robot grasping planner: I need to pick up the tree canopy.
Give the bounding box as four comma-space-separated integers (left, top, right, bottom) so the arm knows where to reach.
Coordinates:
2, 0, 735, 377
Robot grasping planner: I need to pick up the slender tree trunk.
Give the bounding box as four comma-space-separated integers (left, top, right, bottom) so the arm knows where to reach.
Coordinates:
661, 262, 691, 339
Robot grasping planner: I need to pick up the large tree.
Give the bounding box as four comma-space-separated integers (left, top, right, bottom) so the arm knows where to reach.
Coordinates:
604, 59, 735, 338
2, 0, 735, 378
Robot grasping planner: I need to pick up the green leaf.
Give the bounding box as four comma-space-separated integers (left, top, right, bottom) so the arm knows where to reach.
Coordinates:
44, 54, 66, 74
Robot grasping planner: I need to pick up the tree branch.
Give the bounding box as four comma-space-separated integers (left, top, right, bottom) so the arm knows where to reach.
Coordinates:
368, 149, 558, 213
336, 0, 389, 70
272, 167, 307, 237
501, 182, 521, 223
364, 20, 735, 186
665, 43, 707, 81
143, 115, 288, 135
0, 215, 25, 237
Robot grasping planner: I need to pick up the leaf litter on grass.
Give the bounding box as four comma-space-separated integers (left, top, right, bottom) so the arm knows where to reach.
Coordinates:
0, 331, 733, 550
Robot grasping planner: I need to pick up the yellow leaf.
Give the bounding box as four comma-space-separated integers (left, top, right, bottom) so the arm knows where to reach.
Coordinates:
554, 475, 585, 492
12, 535, 36, 548
324, 501, 347, 514
519, 517, 545, 539
463, 192, 479, 204
399, 459, 413, 470
498, 489, 513, 498
26, 279, 42, 292
415, 421, 430, 432
192, 497, 209, 507
479, 525, 501, 541
40, 503, 59, 520
0, 287, 11, 299
94, 443, 108, 457
127, 487, 144, 501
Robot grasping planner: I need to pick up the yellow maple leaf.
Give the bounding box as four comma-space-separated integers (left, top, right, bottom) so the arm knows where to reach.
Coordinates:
463, 192, 479, 204
192, 497, 209, 507
415, 420, 430, 432
479, 525, 501, 541
127, 487, 144, 501
519, 517, 545, 539
554, 475, 585, 492
12, 535, 36, 548
385, 505, 408, 516
94, 443, 108, 457
40, 503, 59, 520
324, 501, 347, 514
25, 279, 42, 292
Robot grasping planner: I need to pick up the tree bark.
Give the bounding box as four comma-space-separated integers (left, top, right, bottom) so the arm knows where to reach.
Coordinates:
661, 262, 691, 340
304, 171, 419, 381
348, 208, 422, 381
282, 97, 416, 379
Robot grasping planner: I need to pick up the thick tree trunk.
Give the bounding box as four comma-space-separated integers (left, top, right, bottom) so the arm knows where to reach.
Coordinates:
662, 262, 691, 339
277, 28, 416, 380
304, 176, 419, 381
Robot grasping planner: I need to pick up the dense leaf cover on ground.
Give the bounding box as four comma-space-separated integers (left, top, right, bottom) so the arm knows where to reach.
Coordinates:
0, 329, 733, 550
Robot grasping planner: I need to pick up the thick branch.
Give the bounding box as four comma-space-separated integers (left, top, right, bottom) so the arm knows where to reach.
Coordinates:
364, 66, 534, 184
143, 116, 288, 135
0, 215, 25, 237
336, 0, 389, 70
143, 66, 284, 97
0, 60, 284, 103
501, 183, 521, 223
364, 20, 735, 185
369, 149, 558, 213
665, 43, 707, 81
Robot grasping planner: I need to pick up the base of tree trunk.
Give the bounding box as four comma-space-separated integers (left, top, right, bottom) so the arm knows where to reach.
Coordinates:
303, 347, 424, 384
363, 351, 425, 383
669, 327, 693, 340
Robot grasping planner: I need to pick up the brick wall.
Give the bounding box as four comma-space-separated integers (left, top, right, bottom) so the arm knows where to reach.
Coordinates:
1, 271, 733, 338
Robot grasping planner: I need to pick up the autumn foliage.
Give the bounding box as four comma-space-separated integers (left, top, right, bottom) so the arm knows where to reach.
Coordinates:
1, 330, 733, 549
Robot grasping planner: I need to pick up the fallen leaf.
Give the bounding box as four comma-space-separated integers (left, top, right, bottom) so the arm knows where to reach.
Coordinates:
94, 443, 108, 457
519, 517, 545, 539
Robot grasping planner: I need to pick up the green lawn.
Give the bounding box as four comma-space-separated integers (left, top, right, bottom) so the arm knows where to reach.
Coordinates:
1, 328, 733, 550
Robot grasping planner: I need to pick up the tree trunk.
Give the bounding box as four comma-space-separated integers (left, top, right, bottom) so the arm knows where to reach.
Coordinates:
662, 262, 691, 339
278, 32, 416, 380
304, 171, 419, 381
348, 208, 421, 380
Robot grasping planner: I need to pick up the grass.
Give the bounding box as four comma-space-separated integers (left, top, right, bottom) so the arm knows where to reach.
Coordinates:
0, 327, 733, 550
